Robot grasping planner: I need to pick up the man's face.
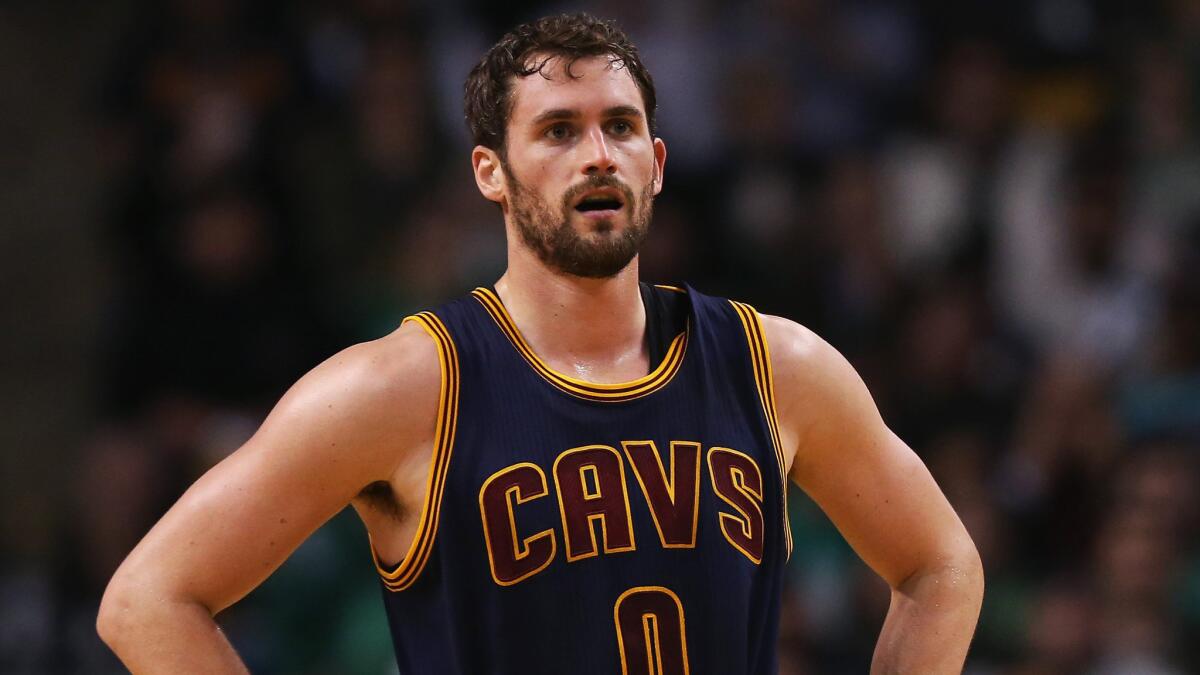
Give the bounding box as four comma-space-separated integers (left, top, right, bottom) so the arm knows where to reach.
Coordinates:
487, 54, 666, 278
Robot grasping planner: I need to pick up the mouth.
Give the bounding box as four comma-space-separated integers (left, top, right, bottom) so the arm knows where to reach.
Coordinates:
572, 188, 626, 218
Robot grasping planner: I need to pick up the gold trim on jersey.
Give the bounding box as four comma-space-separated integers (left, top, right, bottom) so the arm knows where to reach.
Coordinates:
729, 301, 793, 559
373, 311, 460, 592
471, 287, 688, 402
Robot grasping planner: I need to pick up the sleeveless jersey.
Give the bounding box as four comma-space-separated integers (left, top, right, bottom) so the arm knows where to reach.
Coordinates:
372, 284, 791, 675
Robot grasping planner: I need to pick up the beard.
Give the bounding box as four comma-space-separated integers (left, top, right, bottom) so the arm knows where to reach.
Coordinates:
507, 170, 654, 279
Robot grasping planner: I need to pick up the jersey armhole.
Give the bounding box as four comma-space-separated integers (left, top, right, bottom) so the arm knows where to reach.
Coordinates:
728, 301, 794, 560
371, 311, 460, 591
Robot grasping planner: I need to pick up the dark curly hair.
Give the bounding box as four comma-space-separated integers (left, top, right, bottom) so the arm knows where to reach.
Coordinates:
464, 13, 657, 155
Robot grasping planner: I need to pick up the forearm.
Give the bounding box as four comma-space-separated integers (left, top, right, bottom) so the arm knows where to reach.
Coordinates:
870, 560, 984, 674
98, 589, 248, 674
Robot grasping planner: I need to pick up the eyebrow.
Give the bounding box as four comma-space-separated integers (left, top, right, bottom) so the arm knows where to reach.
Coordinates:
530, 105, 645, 126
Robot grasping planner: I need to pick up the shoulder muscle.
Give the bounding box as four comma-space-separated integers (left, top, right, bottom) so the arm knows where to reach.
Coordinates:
758, 314, 885, 476
253, 318, 443, 487
106, 319, 443, 615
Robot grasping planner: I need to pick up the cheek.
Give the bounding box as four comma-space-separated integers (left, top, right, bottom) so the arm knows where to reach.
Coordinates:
623, 143, 657, 177
517, 153, 566, 191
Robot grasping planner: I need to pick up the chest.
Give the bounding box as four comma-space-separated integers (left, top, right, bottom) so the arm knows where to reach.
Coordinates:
441, 357, 782, 580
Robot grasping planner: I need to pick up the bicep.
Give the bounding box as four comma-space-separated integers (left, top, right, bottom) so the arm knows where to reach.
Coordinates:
791, 422, 965, 588
119, 425, 365, 614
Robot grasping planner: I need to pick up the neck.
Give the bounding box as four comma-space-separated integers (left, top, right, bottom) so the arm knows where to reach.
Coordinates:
494, 243, 647, 383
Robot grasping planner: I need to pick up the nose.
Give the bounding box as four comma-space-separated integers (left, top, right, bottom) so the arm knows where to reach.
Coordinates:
582, 127, 616, 176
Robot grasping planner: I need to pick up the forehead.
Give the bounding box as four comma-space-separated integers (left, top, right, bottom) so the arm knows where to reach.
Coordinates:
508, 54, 644, 124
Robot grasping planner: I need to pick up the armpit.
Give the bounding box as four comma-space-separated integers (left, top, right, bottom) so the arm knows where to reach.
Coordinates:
358, 480, 406, 522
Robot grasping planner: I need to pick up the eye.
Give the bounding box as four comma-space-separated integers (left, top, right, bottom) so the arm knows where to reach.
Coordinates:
545, 123, 573, 140
610, 120, 633, 136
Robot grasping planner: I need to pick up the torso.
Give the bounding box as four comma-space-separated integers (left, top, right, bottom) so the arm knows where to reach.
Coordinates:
363, 284, 793, 674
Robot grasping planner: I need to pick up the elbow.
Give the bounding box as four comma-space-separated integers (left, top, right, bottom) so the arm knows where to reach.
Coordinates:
899, 536, 986, 614
97, 569, 157, 654
97, 567, 218, 657
960, 542, 986, 610
96, 576, 133, 651
944, 536, 985, 615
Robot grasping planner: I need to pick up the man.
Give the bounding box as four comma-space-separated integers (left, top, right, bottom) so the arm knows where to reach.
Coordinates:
98, 13, 983, 674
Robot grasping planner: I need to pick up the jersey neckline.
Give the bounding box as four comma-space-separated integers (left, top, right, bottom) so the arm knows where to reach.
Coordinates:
470, 286, 689, 403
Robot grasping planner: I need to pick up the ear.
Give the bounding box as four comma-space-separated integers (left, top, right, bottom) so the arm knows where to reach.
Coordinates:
472, 145, 506, 205
651, 137, 667, 196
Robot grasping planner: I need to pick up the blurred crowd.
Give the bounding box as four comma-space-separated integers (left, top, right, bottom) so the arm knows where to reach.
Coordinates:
2, 0, 1199, 673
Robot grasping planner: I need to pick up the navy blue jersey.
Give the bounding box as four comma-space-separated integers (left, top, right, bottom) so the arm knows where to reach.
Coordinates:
372, 284, 791, 674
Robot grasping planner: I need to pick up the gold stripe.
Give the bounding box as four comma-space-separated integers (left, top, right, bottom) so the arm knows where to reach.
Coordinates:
731, 302, 792, 557
374, 312, 460, 590
653, 284, 687, 294
732, 303, 786, 473
737, 302, 793, 558
379, 313, 459, 589
390, 312, 461, 588
376, 313, 453, 587
473, 288, 681, 393
470, 288, 687, 402
376, 314, 445, 581
729, 301, 793, 558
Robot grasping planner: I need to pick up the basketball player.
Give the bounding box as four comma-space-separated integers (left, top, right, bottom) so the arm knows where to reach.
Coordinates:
98, 14, 983, 674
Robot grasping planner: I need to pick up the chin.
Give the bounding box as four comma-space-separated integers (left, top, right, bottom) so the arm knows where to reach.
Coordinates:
574, 213, 623, 234
563, 259, 636, 280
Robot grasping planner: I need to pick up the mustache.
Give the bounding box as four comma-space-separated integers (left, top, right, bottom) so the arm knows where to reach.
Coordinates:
560, 175, 636, 209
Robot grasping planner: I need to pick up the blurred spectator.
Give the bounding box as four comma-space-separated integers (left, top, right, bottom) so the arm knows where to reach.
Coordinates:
1120, 223, 1200, 441
99, 183, 336, 416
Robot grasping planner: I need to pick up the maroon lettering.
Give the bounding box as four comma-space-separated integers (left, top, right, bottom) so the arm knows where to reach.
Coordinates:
622, 441, 700, 548
554, 445, 636, 561
707, 447, 765, 564
614, 586, 689, 675
478, 463, 556, 586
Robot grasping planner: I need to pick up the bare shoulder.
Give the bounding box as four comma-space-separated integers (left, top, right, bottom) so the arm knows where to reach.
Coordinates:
757, 314, 827, 369
253, 319, 444, 478
757, 313, 861, 399
756, 313, 885, 469
309, 319, 442, 410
